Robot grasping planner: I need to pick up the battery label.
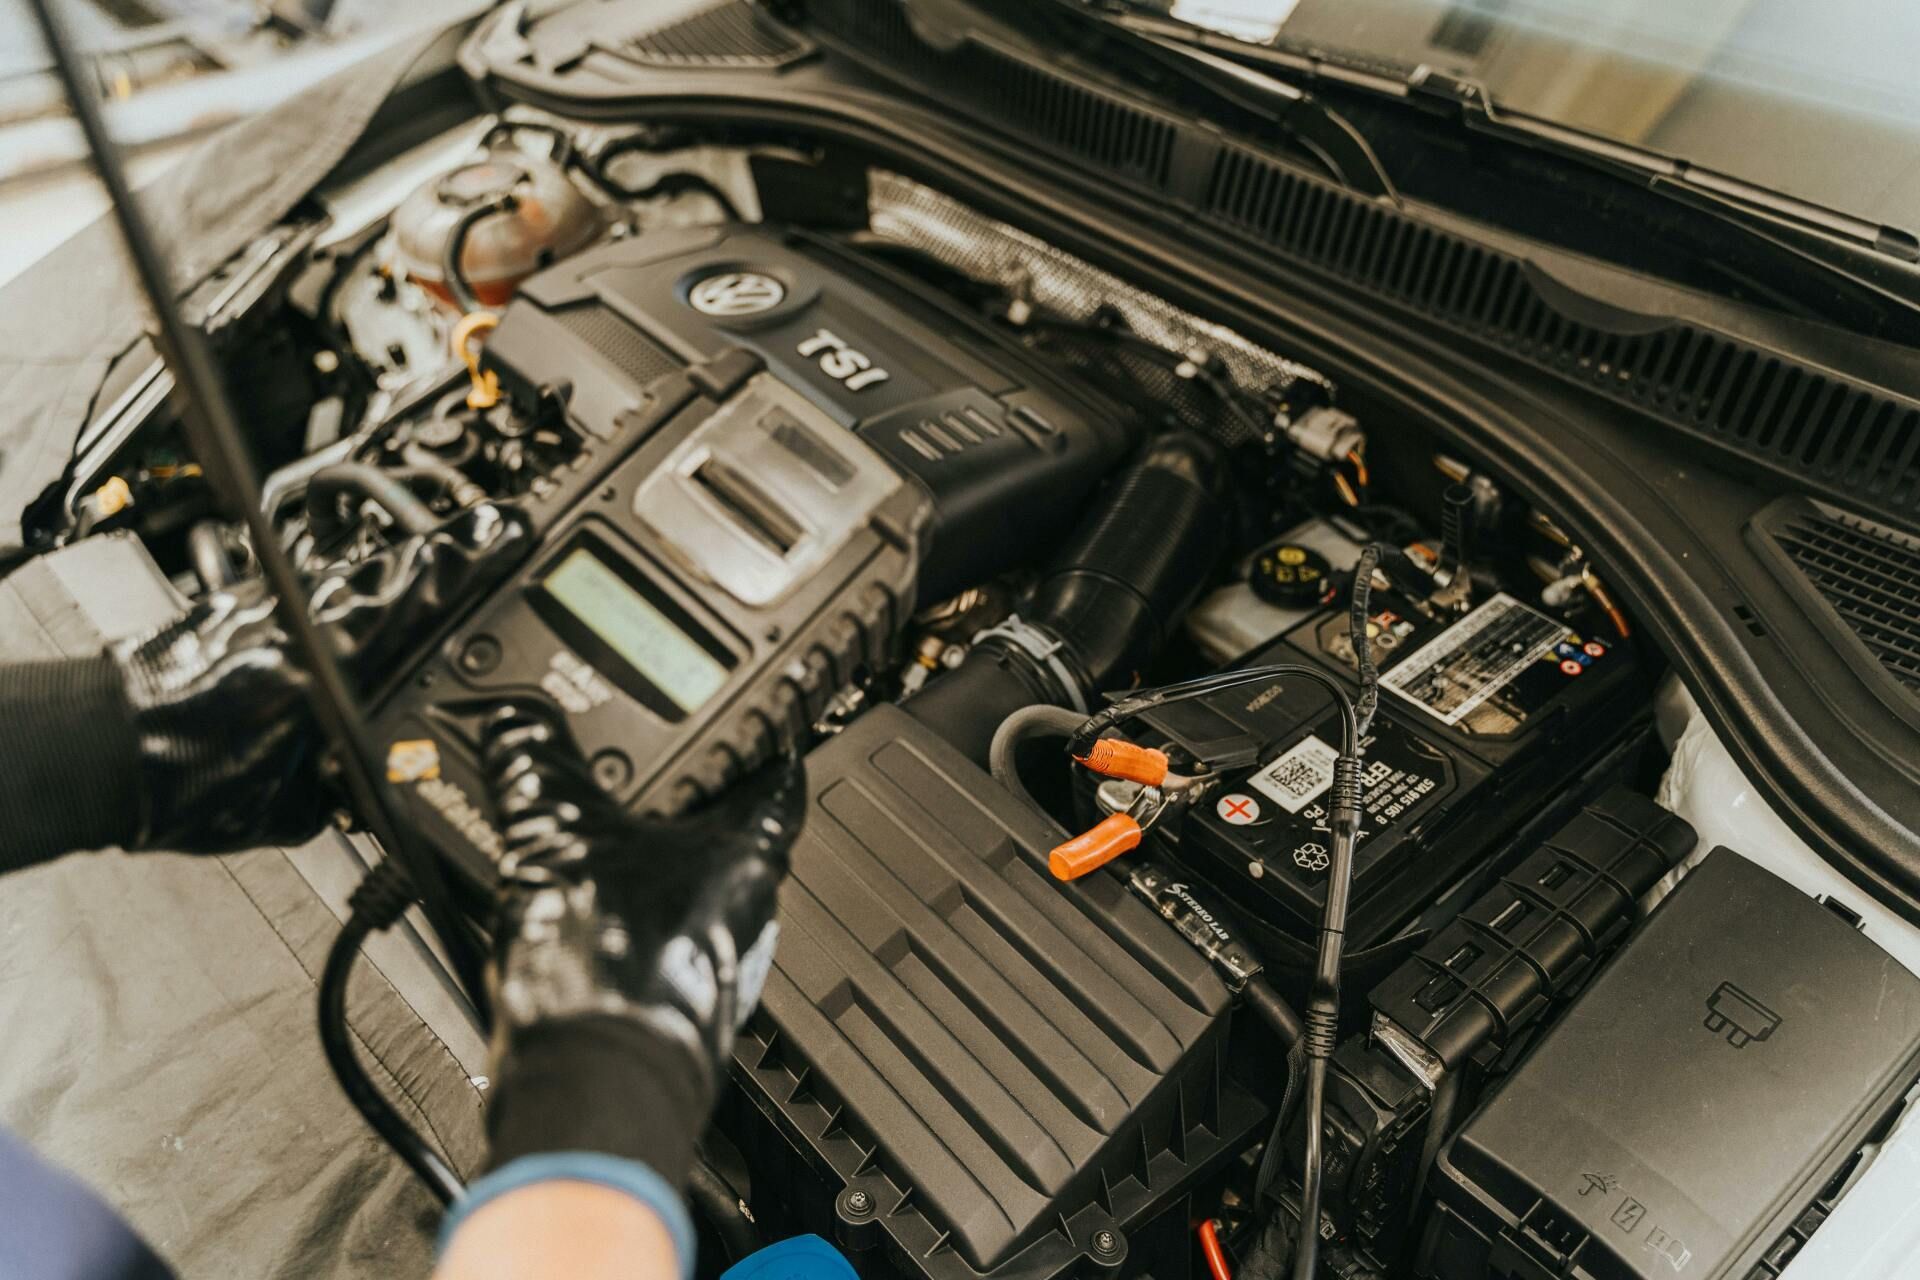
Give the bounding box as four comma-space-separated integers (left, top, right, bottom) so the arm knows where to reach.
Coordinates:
1249, 733, 1340, 813
1380, 593, 1567, 726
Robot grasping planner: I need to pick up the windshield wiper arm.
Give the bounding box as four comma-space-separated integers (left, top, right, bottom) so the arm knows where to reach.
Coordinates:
1401, 67, 1920, 318
904, 0, 1398, 200
1106, 10, 1920, 313
1123, 28, 1398, 202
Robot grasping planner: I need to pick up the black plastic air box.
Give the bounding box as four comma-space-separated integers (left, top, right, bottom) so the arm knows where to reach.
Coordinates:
721, 705, 1264, 1280
1423, 848, 1920, 1280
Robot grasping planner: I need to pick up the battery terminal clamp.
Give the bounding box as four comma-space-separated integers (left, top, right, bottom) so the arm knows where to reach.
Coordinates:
1049, 740, 1212, 880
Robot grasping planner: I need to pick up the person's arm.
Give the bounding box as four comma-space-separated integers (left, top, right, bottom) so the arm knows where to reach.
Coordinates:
0, 653, 145, 870
0, 503, 531, 868
436, 1183, 677, 1280
433, 706, 805, 1280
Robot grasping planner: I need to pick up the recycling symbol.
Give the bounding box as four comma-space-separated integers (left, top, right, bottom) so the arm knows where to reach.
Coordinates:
1293, 842, 1329, 873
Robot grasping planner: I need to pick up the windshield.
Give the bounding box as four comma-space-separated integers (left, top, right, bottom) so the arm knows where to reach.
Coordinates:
1138, 0, 1920, 236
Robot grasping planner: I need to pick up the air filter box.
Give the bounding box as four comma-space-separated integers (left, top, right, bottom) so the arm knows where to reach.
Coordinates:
1423, 848, 1920, 1280
720, 705, 1264, 1280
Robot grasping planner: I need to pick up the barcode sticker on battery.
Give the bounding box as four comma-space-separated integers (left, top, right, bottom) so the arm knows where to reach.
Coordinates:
1379, 592, 1567, 726
1249, 734, 1340, 813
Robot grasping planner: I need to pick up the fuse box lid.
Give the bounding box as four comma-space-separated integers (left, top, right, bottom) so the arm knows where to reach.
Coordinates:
1433, 848, 1920, 1279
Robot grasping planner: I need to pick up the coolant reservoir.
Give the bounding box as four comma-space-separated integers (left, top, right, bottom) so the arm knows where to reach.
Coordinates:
391, 148, 602, 309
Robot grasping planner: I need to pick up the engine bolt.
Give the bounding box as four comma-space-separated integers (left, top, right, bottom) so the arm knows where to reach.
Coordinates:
1091, 1230, 1120, 1257
844, 1190, 873, 1218
459, 634, 502, 675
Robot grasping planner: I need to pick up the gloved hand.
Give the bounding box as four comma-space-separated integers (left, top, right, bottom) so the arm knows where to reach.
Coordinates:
475, 702, 806, 1192
110, 501, 533, 854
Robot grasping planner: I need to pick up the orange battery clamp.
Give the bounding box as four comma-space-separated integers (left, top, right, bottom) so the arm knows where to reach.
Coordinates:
1048, 812, 1144, 881
1074, 739, 1170, 787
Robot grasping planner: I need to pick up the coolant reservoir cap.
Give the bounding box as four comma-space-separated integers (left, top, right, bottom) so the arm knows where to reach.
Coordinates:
1248, 539, 1333, 607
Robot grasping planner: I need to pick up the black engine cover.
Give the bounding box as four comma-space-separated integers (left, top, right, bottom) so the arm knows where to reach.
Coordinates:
482, 223, 1137, 601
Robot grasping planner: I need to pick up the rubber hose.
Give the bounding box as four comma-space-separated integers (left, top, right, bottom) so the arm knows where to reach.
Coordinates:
306, 462, 441, 543
909, 434, 1226, 762
983, 703, 1087, 827
1242, 976, 1305, 1049
988, 704, 1088, 788
442, 194, 515, 315
902, 642, 1062, 766
1246, 977, 1308, 1208
1026, 433, 1227, 694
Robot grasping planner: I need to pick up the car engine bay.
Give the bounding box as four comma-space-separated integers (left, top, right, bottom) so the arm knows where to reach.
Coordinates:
33, 107, 1920, 1280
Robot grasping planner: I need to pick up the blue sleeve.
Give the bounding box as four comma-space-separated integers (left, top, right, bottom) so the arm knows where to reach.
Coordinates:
0, 1129, 173, 1280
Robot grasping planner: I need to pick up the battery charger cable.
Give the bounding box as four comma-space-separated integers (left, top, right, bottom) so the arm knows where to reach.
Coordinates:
1066, 545, 1382, 1276
319, 860, 467, 1207
1291, 543, 1381, 1280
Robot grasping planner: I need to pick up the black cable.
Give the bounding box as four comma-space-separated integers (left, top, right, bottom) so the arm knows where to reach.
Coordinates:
1290, 560, 1378, 1280
1253, 1039, 1307, 1205
319, 862, 466, 1207
1068, 662, 1359, 761
577, 137, 746, 222
24, 0, 492, 1010
687, 1159, 761, 1263
1068, 644, 1371, 1280
442, 192, 517, 315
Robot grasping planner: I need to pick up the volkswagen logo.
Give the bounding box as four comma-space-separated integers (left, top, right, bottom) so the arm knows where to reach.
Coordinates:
688, 271, 785, 316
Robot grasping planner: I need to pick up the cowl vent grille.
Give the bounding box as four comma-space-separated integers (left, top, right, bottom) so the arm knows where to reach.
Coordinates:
828, 0, 1176, 188
809, 0, 1920, 523
1201, 143, 1920, 517
1755, 498, 1920, 698
624, 0, 809, 68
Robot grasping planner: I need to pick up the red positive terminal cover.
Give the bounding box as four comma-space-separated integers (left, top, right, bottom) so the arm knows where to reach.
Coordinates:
1075, 740, 1170, 787
1049, 812, 1144, 881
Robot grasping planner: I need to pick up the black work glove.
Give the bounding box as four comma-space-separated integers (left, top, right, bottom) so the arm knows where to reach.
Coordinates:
10, 502, 533, 861
112, 501, 534, 853
476, 703, 806, 1190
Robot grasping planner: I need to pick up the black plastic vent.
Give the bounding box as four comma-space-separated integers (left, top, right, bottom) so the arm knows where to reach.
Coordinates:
1756, 498, 1920, 697
839, 0, 935, 70
824, 0, 1175, 187
553, 303, 680, 385
1199, 142, 1920, 518
985, 48, 1175, 187
624, 0, 809, 68
810, 0, 1920, 523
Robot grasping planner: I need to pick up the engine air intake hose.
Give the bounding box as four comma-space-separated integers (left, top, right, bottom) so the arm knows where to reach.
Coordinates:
909, 434, 1225, 761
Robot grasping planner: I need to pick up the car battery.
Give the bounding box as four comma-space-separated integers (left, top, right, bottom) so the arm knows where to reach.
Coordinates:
1422, 849, 1920, 1280
1125, 586, 1646, 950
